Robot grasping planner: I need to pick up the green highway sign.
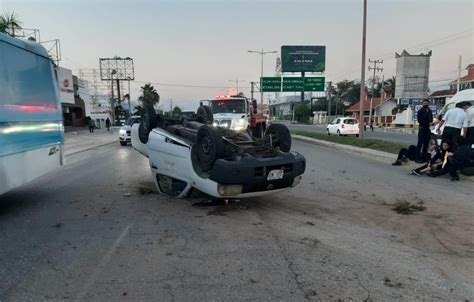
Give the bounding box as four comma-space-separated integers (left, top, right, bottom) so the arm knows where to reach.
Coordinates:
304, 77, 325, 91
282, 77, 304, 92
261, 77, 325, 92
261, 77, 282, 92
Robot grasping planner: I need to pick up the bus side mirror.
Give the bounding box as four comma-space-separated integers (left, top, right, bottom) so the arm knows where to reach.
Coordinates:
252, 99, 257, 114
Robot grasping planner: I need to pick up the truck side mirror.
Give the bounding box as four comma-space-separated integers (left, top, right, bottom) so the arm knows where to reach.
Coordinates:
252, 99, 258, 114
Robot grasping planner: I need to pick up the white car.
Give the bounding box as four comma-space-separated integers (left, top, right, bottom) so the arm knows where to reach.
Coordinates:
131, 105, 306, 199
119, 116, 141, 146
327, 117, 359, 136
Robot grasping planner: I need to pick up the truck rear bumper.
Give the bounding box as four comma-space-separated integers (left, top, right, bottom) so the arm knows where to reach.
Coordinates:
209, 152, 306, 194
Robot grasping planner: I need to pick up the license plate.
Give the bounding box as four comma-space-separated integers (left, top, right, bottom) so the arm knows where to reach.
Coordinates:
267, 169, 284, 180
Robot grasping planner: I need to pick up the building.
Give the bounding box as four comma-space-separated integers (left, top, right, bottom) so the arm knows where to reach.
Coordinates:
449, 64, 474, 91
345, 90, 397, 126
395, 50, 431, 100
429, 63, 474, 108
57, 67, 86, 128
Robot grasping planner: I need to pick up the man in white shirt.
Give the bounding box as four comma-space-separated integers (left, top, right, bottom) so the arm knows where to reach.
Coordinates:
438, 101, 469, 141
466, 102, 474, 145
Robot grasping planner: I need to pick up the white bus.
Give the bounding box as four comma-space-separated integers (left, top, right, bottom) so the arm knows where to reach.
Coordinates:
0, 33, 64, 195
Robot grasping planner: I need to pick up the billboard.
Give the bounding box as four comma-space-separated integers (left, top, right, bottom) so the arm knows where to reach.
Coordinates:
57, 67, 74, 104
281, 46, 326, 73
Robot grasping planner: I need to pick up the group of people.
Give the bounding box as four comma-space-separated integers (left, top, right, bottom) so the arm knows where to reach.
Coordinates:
87, 117, 111, 133
392, 99, 473, 181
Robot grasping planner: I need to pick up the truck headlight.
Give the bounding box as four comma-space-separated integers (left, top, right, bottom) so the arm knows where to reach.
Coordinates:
217, 184, 243, 196
234, 119, 248, 131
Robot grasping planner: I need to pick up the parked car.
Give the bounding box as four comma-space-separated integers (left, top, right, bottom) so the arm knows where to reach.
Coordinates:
131, 104, 306, 199
119, 116, 141, 146
327, 117, 359, 136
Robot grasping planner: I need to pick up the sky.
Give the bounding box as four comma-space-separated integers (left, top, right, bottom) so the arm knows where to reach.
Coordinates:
1, 0, 473, 110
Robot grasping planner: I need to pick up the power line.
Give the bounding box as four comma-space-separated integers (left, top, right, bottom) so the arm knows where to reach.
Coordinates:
133, 80, 251, 89
330, 28, 474, 82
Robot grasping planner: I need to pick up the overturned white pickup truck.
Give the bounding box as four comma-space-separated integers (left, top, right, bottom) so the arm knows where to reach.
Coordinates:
131, 105, 306, 199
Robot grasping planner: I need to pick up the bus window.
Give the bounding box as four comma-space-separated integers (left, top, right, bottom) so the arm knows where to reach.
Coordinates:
0, 42, 61, 122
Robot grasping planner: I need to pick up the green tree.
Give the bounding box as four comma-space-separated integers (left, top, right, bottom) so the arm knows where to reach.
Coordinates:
138, 83, 160, 107
383, 76, 396, 98
294, 101, 311, 123
0, 12, 22, 36
172, 106, 182, 116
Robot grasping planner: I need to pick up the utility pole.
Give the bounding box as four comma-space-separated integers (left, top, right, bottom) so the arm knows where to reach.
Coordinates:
248, 49, 278, 105
110, 69, 116, 125
358, 0, 367, 138
368, 59, 383, 127
327, 81, 333, 119
229, 79, 245, 94
250, 81, 255, 101
457, 55, 462, 92
128, 79, 131, 115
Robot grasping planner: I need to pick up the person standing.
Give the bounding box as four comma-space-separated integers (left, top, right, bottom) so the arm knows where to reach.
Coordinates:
438, 101, 469, 141
465, 102, 474, 145
105, 118, 111, 132
88, 118, 95, 133
415, 99, 433, 163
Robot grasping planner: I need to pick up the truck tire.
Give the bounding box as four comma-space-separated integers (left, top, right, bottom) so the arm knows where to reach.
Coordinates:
139, 104, 157, 144
195, 125, 224, 172
196, 105, 213, 124
265, 124, 291, 152
252, 123, 264, 138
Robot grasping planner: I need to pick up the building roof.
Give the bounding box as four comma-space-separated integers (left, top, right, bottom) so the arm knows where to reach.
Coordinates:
345, 97, 385, 112
430, 89, 455, 98
449, 64, 474, 84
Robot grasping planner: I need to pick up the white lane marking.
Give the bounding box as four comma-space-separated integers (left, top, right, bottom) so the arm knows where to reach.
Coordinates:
76, 224, 133, 300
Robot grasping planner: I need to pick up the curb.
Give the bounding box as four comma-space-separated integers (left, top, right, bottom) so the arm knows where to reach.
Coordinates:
293, 135, 474, 182
65, 140, 117, 157
292, 135, 397, 164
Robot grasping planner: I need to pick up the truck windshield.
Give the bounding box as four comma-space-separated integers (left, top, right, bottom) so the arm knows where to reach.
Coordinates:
211, 99, 246, 114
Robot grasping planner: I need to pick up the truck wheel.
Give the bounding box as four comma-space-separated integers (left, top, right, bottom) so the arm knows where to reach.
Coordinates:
252, 123, 264, 138
139, 104, 157, 144
265, 124, 291, 152
195, 125, 224, 171
196, 105, 213, 124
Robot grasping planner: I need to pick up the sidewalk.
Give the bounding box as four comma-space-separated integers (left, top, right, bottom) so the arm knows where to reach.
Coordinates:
64, 128, 118, 156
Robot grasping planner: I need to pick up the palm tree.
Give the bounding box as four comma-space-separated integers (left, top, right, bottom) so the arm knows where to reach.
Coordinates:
139, 84, 160, 107
0, 12, 22, 36
384, 76, 396, 98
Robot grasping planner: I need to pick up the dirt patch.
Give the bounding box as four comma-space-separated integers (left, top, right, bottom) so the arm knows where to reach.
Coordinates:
383, 277, 404, 288
137, 181, 157, 195
392, 201, 426, 215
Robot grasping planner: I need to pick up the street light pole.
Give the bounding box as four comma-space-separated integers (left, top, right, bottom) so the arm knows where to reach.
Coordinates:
248, 49, 277, 105
127, 78, 132, 115
358, 0, 367, 138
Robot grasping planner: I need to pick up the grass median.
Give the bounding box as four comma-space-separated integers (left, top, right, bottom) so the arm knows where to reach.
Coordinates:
291, 130, 404, 154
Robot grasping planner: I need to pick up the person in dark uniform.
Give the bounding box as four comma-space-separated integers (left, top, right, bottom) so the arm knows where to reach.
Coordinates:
415, 99, 433, 163
106, 118, 111, 132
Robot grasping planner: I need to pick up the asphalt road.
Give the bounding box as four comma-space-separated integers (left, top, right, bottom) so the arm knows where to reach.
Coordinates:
0, 140, 472, 301
282, 122, 418, 146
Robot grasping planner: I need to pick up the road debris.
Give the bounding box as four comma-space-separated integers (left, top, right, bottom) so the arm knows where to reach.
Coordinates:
384, 277, 403, 288
392, 201, 426, 215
